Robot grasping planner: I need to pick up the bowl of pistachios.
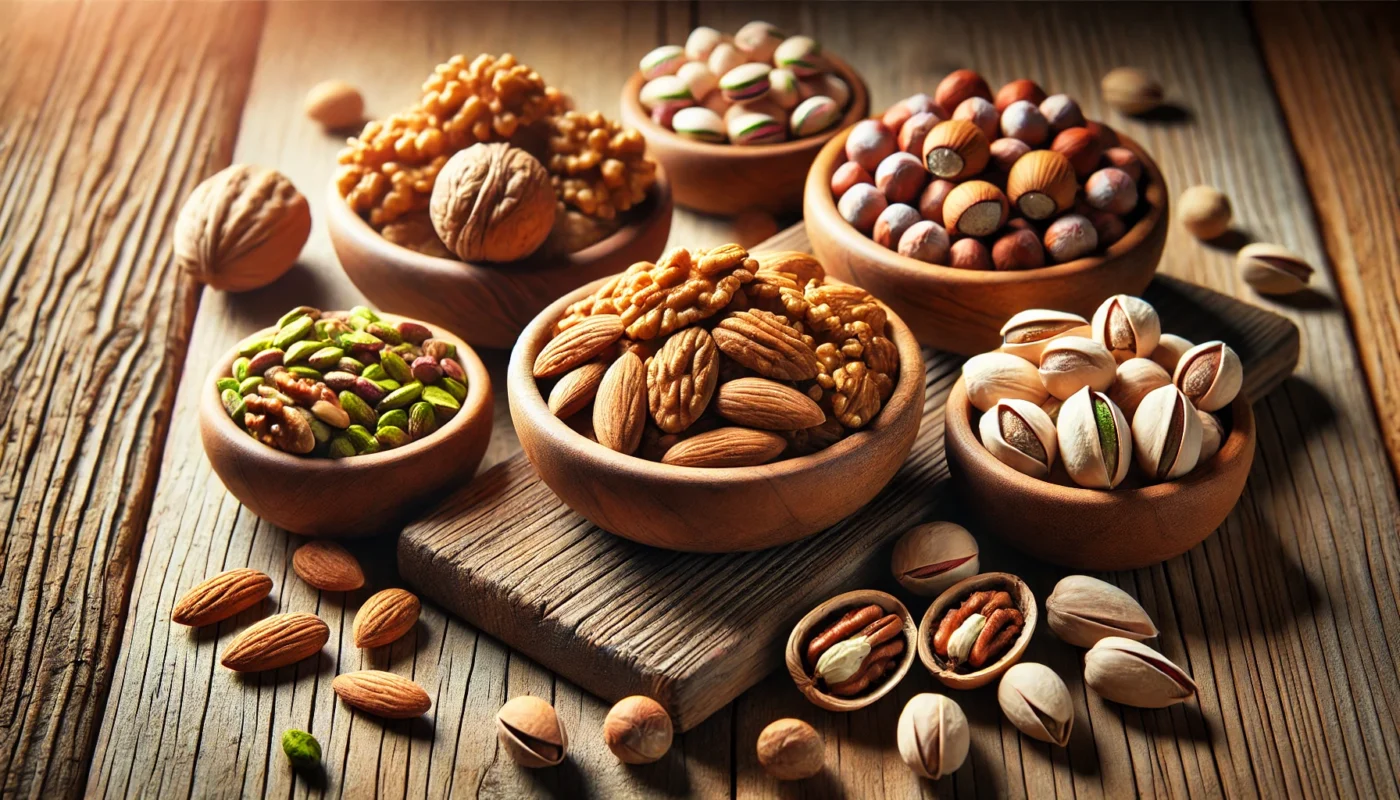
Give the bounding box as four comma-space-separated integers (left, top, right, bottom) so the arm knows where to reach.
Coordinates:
199, 305, 494, 537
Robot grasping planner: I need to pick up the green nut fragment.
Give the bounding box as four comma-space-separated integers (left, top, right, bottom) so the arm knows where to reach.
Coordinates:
362, 363, 387, 381
237, 336, 274, 358
376, 425, 410, 449
1093, 396, 1119, 481
273, 316, 315, 350
340, 330, 382, 349
327, 436, 356, 459
232, 357, 251, 382
308, 417, 333, 445
408, 401, 437, 439
316, 318, 353, 341
422, 385, 460, 416
221, 388, 244, 418
392, 342, 420, 358
378, 381, 423, 410
375, 379, 401, 392
380, 349, 413, 383
378, 409, 409, 432
277, 306, 320, 329
289, 366, 322, 380
339, 391, 378, 428
346, 424, 381, 454
350, 305, 380, 322
440, 376, 467, 402
216, 377, 240, 393
308, 347, 345, 370
282, 729, 321, 769
337, 356, 366, 375
366, 322, 403, 346
238, 376, 264, 395
283, 339, 324, 365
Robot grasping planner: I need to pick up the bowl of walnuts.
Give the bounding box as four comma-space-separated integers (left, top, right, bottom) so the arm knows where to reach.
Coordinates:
327, 53, 674, 351
508, 243, 925, 552
803, 69, 1169, 356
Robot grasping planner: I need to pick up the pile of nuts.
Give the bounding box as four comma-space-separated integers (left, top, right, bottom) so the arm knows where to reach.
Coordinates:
534, 244, 900, 467
336, 53, 656, 258
636, 21, 851, 145
216, 306, 469, 458
831, 68, 1150, 269
963, 293, 1241, 488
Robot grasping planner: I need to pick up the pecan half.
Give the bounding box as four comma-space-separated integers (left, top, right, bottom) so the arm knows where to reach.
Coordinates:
646, 327, 719, 433
713, 310, 819, 381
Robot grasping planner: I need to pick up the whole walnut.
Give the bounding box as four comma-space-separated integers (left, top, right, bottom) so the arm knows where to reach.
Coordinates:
430, 142, 556, 263
174, 164, 311, 292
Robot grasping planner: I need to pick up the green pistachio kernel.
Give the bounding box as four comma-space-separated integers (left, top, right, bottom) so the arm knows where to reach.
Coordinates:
346, 424, 381, 454
376, 425, 410, 449
216, 377, 240, 393
273, 316, 315, 351
308, 347, 345, 370
282, 729, 321, 768
288, 366, 323, 381
339, 391, 378, 428
349, 305, 380, 322
1093, 395, 1118, 480
308, 417, 333, 445
378, 381, 423, 411
422, 385, 460, 416
339, 330, 382, 349
327, 436, 356, 459
380, 350, 413, 383
221, 388, 244, 418
238, 376, 264, 395
237, 336, 273, 358
378, 409, 409, 431
283, 339, 324, 365
440, 376, 467, 402
408, 401, 437, 439
232, 357, 251, 382
375, 379, 401, 392
337, 356, 365, 375
277, 306, 320, 329
362, 363, 387, 381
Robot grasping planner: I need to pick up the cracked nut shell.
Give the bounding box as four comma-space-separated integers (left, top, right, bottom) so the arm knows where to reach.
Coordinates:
497, 696, 568, 768
891, 522, 979, 597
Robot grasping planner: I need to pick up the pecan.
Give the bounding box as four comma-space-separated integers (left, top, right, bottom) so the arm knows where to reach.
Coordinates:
646, 328, 719, 433
934, 590, 1022, 669
244, 394, 315, 454
933, 591, 993, 657
805, 604, 884, 666
713, 310, 819, 381
754, 251, 825, 287
970, 607, 1023, 668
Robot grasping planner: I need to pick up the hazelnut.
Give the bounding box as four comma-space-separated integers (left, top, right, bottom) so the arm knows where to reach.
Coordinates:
1050, 127, 1104, 178
1102, 147, 1142, 181
875, 152, 928, 203
837, 183, 887, 233
989, 137, 1032, 175
999, 100, 1049, 146
1043, 214, 1098, 262
934, 69, 992, 116
1178, 185, 1233, 240
304, 80, 364, 130
757, 718, 824, 781
883, 93, 935, 133
874, 204, 922, 250
942, 181, 1008, 237
496, 696, 568, 768
898, 220, 951, 264
603, 696, 673, 764
898, 111, 941, 156
922, 120, 990, 181
995, 79, 1047, 113
952, 96, 999, 139
430, 143, 555, 263
1084, 120, 1121, 149
992, 229, 1046, 271
918, 179, 956, 224
831, 161, 874, 199
1101, 67, 1164, 115
950, 238, 993, 270
1039, 94, 1085, 130
174, 164, 310, 292
845, 119, 897, 172
1084, 168, 1138, 215
1085, 209, 1127, 248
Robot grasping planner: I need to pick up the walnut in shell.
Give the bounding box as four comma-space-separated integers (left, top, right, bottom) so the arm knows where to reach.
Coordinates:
174, 164, 311, 292
430, 143, 556, 263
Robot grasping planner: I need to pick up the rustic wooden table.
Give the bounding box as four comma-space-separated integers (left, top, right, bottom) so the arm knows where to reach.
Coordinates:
2, 2, 1398, 798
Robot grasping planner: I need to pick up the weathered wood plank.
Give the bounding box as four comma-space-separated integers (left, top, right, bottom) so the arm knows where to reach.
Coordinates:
0, 3, 262, 798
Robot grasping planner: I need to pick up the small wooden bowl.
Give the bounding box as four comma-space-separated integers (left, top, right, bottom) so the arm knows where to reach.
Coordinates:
199, 313, 494, 537
916, 572, 1037, 690
619, 57, 869, 216
944, 379, 1256, 569
326, 173, 673, 351
785, 590, 917, 712
804, 126, 1169, 355
507, 276, 925, 552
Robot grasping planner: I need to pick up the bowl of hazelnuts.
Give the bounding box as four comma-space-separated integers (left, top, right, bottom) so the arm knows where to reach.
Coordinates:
803, 68, 1169, 356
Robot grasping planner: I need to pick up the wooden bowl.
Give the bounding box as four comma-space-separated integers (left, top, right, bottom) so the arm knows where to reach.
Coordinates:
916, 572, 1037, 690
199, 313, 494, 537
619, 57, 869, 216
804, 126, 1169, 355
507, 276, 925, 552
326, 172, 673, 351
785, 590, 917, 712
944, 379, 1256, 569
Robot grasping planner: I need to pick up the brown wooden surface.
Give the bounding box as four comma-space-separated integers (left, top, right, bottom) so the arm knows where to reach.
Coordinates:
0, 1, 1391, 798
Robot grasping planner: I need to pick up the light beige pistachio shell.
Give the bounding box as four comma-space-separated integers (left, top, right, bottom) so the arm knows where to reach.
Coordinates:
1149, 333, 1194, 375
963, 351, 1049, 412
1091, 295, 1160, 363
1197, 409, 1224, 463
999, 309, 1090, 363
1040, 396, 1063, 424
891, 522, 980, 597
1084, 637, 1197, 708
1056, 387, 1131, 488
998, 663, 1073, 746
1131, 384, 1202, 481
1173, 340, 1243, 412
1039, 336, 1117, 401
1238, 242, 1313, 295
979, 398, 1058, 478
1107, 358, 1171, 421
1046, 575, 1158, 647
897, 693, 969, 780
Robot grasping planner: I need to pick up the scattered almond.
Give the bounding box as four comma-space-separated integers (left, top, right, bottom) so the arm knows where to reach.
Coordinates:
171, 568, 272, 627
305, 80, 365, 130
353, 588, 421, 648
221, 612, 329, 672
292, 541, 365, 592
332, 670, 432, 718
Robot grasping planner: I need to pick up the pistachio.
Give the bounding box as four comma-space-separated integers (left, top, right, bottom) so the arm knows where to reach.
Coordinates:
1197, 409, 1224, 463
377, 409, 409, 432
1173, 340, 1242, 412
232, 356, 251, 382
336, 357, 365, 375
352, 377, 387, 405
979, 398, 1058, 478
1038, 337, 1116, 400
396, 320, 433, 345
1107, 358, 1172, 421
378, 381, 423, 411
220, 388, 246, 421
323, 371, 358, 392
999, 309, 1089, 362
962, 351, 1049, 412
1045, 575, 1158, 647
1056, 387, 1131, 488
408, 401, 438, 440
440, 376, 468, 403
1084, 636, 1197, 708
308, 346, 346, 370
345, 424, 380, 454
1131, 385, 1202, 481
277, 306, 320, 329
375, 425, 410, 449
411, 356, 442, 384
273, 315, 315, 351
246, 348, 284, 376
307, 414, 333, 445
945, 613, 986, 666
1091, 294, 1160, 363
422, 338, 456, 360
283, 338, 323, 365
362, 363, 388, 382
998, 663, 1073, 746
897, 693, 969, 780
1237, 242, 1312, 295
375, 378, 402, 393
327, 436, 356, 459
440, 357, 466, 383
216, 377, 239, 393
814, 638, 871, 684
497, 696, 568, 768
365, 321, 402, 345
316, 318, 353, 341
423, 385, 461, 416
281, 729, 321, 768
237, 335, 273, 358
238, 376, 264, 395
288, 366, 322, 381
339, 390, 378, 428
890, 522, 979, 597
380, 349, 413, 383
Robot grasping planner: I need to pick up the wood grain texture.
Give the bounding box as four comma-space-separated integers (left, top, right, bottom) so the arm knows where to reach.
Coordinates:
0, 3, 262, 797
1252, 1, 1400, 485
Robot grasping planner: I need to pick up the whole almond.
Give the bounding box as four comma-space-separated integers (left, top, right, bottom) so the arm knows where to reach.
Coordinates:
332, 670, 432, 718
547, 361, 608, 419
171, 568, 272, 627
715, 377, 825, 430
292, 541, 365, 592
353, 588, 421, 648
593, 351, 647, 455
221, 612, 329, 672
661, 427, 787, 468
534, 314, 624, 378
304, 80, 365, 130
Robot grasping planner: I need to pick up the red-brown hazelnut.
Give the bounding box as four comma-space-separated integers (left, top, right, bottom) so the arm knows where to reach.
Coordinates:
994, 79, 1047, 113
949, 237, 993, 270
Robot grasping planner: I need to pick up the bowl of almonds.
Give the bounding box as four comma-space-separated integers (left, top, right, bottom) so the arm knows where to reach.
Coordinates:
508, 243, 924, 551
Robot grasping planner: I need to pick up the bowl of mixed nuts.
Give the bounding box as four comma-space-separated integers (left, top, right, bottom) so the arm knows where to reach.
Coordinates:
803, 68, 1168, 355
327, 53, 674, 350
200, 306, 494, 537
620, 21, 869, 215
508, 243, 925, 552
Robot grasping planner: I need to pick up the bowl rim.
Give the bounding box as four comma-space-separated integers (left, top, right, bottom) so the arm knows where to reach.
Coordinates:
324, 164, 673, 277
803, 123, 1169, 285
784, 589, 918, 711
203, 310, 492, 472
944, 377, 1255, 502
508, 272, 926, 484
620, 54, 871, 157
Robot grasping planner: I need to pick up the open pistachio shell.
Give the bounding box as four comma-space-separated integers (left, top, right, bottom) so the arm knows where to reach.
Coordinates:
1091, 295, 1161, 363
891, 522, 980, 597
998, 662, 1073, 746
1084, 637, 1197, 708
999, 309, 1090, 363
963, 352, 1048, 412
1131, 384, 1203, 481
1056, 387, 1131, 488
979, 398, 1058, 478
1039, 337, 1116, 400
1173, 340, 1243, 412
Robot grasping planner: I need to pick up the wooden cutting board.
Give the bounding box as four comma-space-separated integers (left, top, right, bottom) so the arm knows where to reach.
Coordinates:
398, 223, 1300, 731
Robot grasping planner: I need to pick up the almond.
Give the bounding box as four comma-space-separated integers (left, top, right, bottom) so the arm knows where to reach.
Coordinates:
593, 351, 647, 455
533, 314, 624, 378
332, 670, 432, 718
292, 541, 365, 592
661, 427, 787, 467
220, 612, 329, 672
353, 588, 421, 648
547, 361, 608, 419
714, 377, 825, 431
171, 568, 272, 627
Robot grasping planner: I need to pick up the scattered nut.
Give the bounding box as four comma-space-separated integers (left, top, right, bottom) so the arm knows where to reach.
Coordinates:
1237, 242, 1313, 295
1178, 185, 1233, 240
1084, 637, 1197, 708
757, 718, 824, 780
175, 165, 310, 292
497, 696, 568, 768
1101, 67, 1164, 115
891, 522, 979, 596
282, 729, 322, 769
1046, 575, 1159, 648
603, 696, 673, 764
998, 663, 1073, 746
304, 80, 364, 130
896, 693, 969, 780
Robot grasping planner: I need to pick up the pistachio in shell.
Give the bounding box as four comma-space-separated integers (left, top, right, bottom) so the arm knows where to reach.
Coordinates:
1084, 637, 1197, 708
496, 696, 568, 768
1046, 575, 1158, 648
896, 693, 969, 780
997, 663, 1073, 746
891, 522, 980, 597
